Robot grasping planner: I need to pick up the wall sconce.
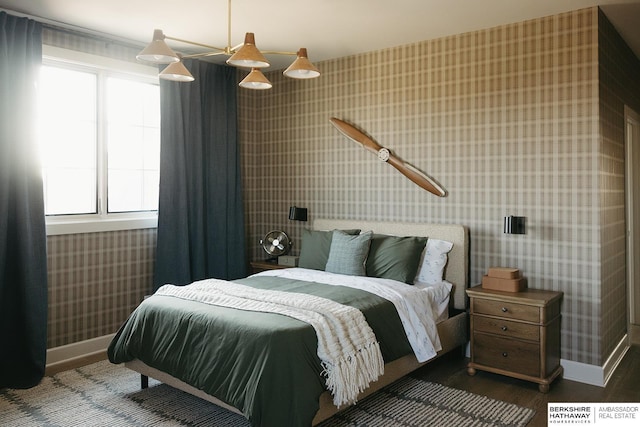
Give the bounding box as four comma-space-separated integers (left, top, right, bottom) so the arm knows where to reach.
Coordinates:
289, 206, 308, 221
504, 216, 526, 234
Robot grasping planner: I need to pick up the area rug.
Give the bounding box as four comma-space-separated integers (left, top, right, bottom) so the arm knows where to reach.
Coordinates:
0, 360, 534, 426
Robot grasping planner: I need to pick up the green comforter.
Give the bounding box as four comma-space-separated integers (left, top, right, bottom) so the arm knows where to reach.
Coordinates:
108, 276, 412, 426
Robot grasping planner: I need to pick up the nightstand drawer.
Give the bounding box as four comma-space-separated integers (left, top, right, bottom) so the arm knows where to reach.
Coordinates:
473, 333, 540, 377
473, 316, 539, 341
473, 298, 539, 323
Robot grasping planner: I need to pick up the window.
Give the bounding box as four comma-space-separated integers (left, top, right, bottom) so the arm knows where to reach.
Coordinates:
37, 46, 160, 234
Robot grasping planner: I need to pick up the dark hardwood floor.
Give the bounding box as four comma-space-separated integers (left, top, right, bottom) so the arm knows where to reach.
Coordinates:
412, 345, 640, 426
49, 345, 640, 426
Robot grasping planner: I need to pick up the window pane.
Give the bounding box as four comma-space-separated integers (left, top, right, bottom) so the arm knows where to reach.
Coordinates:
143, 170, 160, 211
43, 169, 96, 215
38, 66, 97, 215
108, 170, 143, 212
108, 124, 144, 169
106, 77, 160, 213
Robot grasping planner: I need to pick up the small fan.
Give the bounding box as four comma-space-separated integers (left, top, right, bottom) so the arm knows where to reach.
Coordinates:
260, 230, 292, 260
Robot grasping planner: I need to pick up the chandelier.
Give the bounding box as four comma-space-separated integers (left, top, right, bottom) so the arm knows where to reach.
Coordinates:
136, 0, 320, 89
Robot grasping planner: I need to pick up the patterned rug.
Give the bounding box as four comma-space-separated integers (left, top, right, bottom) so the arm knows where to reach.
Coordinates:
0, 360, 534, 426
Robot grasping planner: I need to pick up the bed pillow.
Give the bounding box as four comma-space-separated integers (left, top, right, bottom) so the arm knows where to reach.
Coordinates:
365, 234, 427, 284
414, 238, 454, 284
298, 228, 360, 270
325, 230, 373, 276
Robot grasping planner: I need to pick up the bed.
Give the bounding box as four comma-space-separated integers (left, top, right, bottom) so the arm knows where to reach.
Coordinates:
108, 218, 469, 426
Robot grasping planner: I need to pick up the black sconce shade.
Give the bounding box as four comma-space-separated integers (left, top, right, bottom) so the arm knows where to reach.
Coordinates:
504, 215, 526, 234
289, 206, 308, 221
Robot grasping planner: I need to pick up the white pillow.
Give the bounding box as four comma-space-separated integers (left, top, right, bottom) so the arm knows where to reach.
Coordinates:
414, 238, 453, 284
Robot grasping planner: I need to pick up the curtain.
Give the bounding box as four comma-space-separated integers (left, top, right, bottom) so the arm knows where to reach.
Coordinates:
0, 12, 48, 389
154, 60, 247, 290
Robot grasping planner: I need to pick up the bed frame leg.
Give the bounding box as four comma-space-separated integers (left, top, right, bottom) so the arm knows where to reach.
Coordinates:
141, 374, 149, 389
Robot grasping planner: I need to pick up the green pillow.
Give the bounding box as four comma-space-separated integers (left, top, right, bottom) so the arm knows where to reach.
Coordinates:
298, 229, 360, 270
366, 234, 427, 284
325, 230, 373, 276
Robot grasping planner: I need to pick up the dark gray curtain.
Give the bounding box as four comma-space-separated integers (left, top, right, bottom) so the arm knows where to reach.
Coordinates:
154, 60, 247, 290
0, 12, 48, 389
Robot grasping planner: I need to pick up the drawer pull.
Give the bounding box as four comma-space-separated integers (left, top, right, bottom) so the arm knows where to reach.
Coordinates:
501, 326, 508, 331
501, 307, 509, 313
502, 352, 508, 357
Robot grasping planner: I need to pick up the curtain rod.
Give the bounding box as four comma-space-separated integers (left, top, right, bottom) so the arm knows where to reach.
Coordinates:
0, 7, 144, 49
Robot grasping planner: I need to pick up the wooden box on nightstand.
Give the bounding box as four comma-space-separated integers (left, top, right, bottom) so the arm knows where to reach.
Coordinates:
466, 285, 563, 393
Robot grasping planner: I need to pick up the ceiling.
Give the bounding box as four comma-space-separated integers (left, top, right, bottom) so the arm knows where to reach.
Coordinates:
1, 0, 639, 70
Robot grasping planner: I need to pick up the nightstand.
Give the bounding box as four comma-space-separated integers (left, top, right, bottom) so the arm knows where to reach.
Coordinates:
466, 285, 563, 393
249, 260, 291, 274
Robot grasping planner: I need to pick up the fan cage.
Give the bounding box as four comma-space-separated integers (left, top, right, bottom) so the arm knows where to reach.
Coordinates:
260, 230, 292, 259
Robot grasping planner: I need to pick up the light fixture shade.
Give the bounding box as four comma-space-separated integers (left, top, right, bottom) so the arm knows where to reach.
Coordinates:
137, 29, 179, 64
159, 60, 195, 82
226, 33, 270, 68
239, 68, 272, 90
283, 48, 320, 79
288, 206, 308, 221
503, 215, 526, 234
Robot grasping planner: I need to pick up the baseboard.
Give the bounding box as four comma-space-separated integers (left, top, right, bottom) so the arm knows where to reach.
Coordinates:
561, 334, 629, 387
46, 333, 115, 370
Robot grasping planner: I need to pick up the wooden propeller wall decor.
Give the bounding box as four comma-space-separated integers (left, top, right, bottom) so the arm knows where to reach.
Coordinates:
329, 118, 447, 197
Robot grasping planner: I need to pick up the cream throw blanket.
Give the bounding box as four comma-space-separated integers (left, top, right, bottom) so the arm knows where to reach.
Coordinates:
155, 279, 384, 407
257, 268, 445, 363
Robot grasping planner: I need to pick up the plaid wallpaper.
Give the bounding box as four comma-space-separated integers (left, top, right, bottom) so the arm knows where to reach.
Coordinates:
239, 7, 640, 366
41, 25, 141, 64
46, 230, 156, 348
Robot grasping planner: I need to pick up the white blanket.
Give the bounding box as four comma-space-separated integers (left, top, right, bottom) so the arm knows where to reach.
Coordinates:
155, 279, 384, 407
256, 268, 449, 363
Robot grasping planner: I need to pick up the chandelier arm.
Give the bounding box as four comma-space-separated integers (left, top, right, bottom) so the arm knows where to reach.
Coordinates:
164, 35, 227, 52
260, 50, 297, 56
182, 51, 229, 59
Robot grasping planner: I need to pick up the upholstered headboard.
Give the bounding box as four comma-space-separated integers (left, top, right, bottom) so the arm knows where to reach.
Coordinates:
312, 219, 470, 310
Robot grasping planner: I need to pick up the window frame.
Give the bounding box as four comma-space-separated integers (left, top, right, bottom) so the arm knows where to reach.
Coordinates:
41, 45, 161, 236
